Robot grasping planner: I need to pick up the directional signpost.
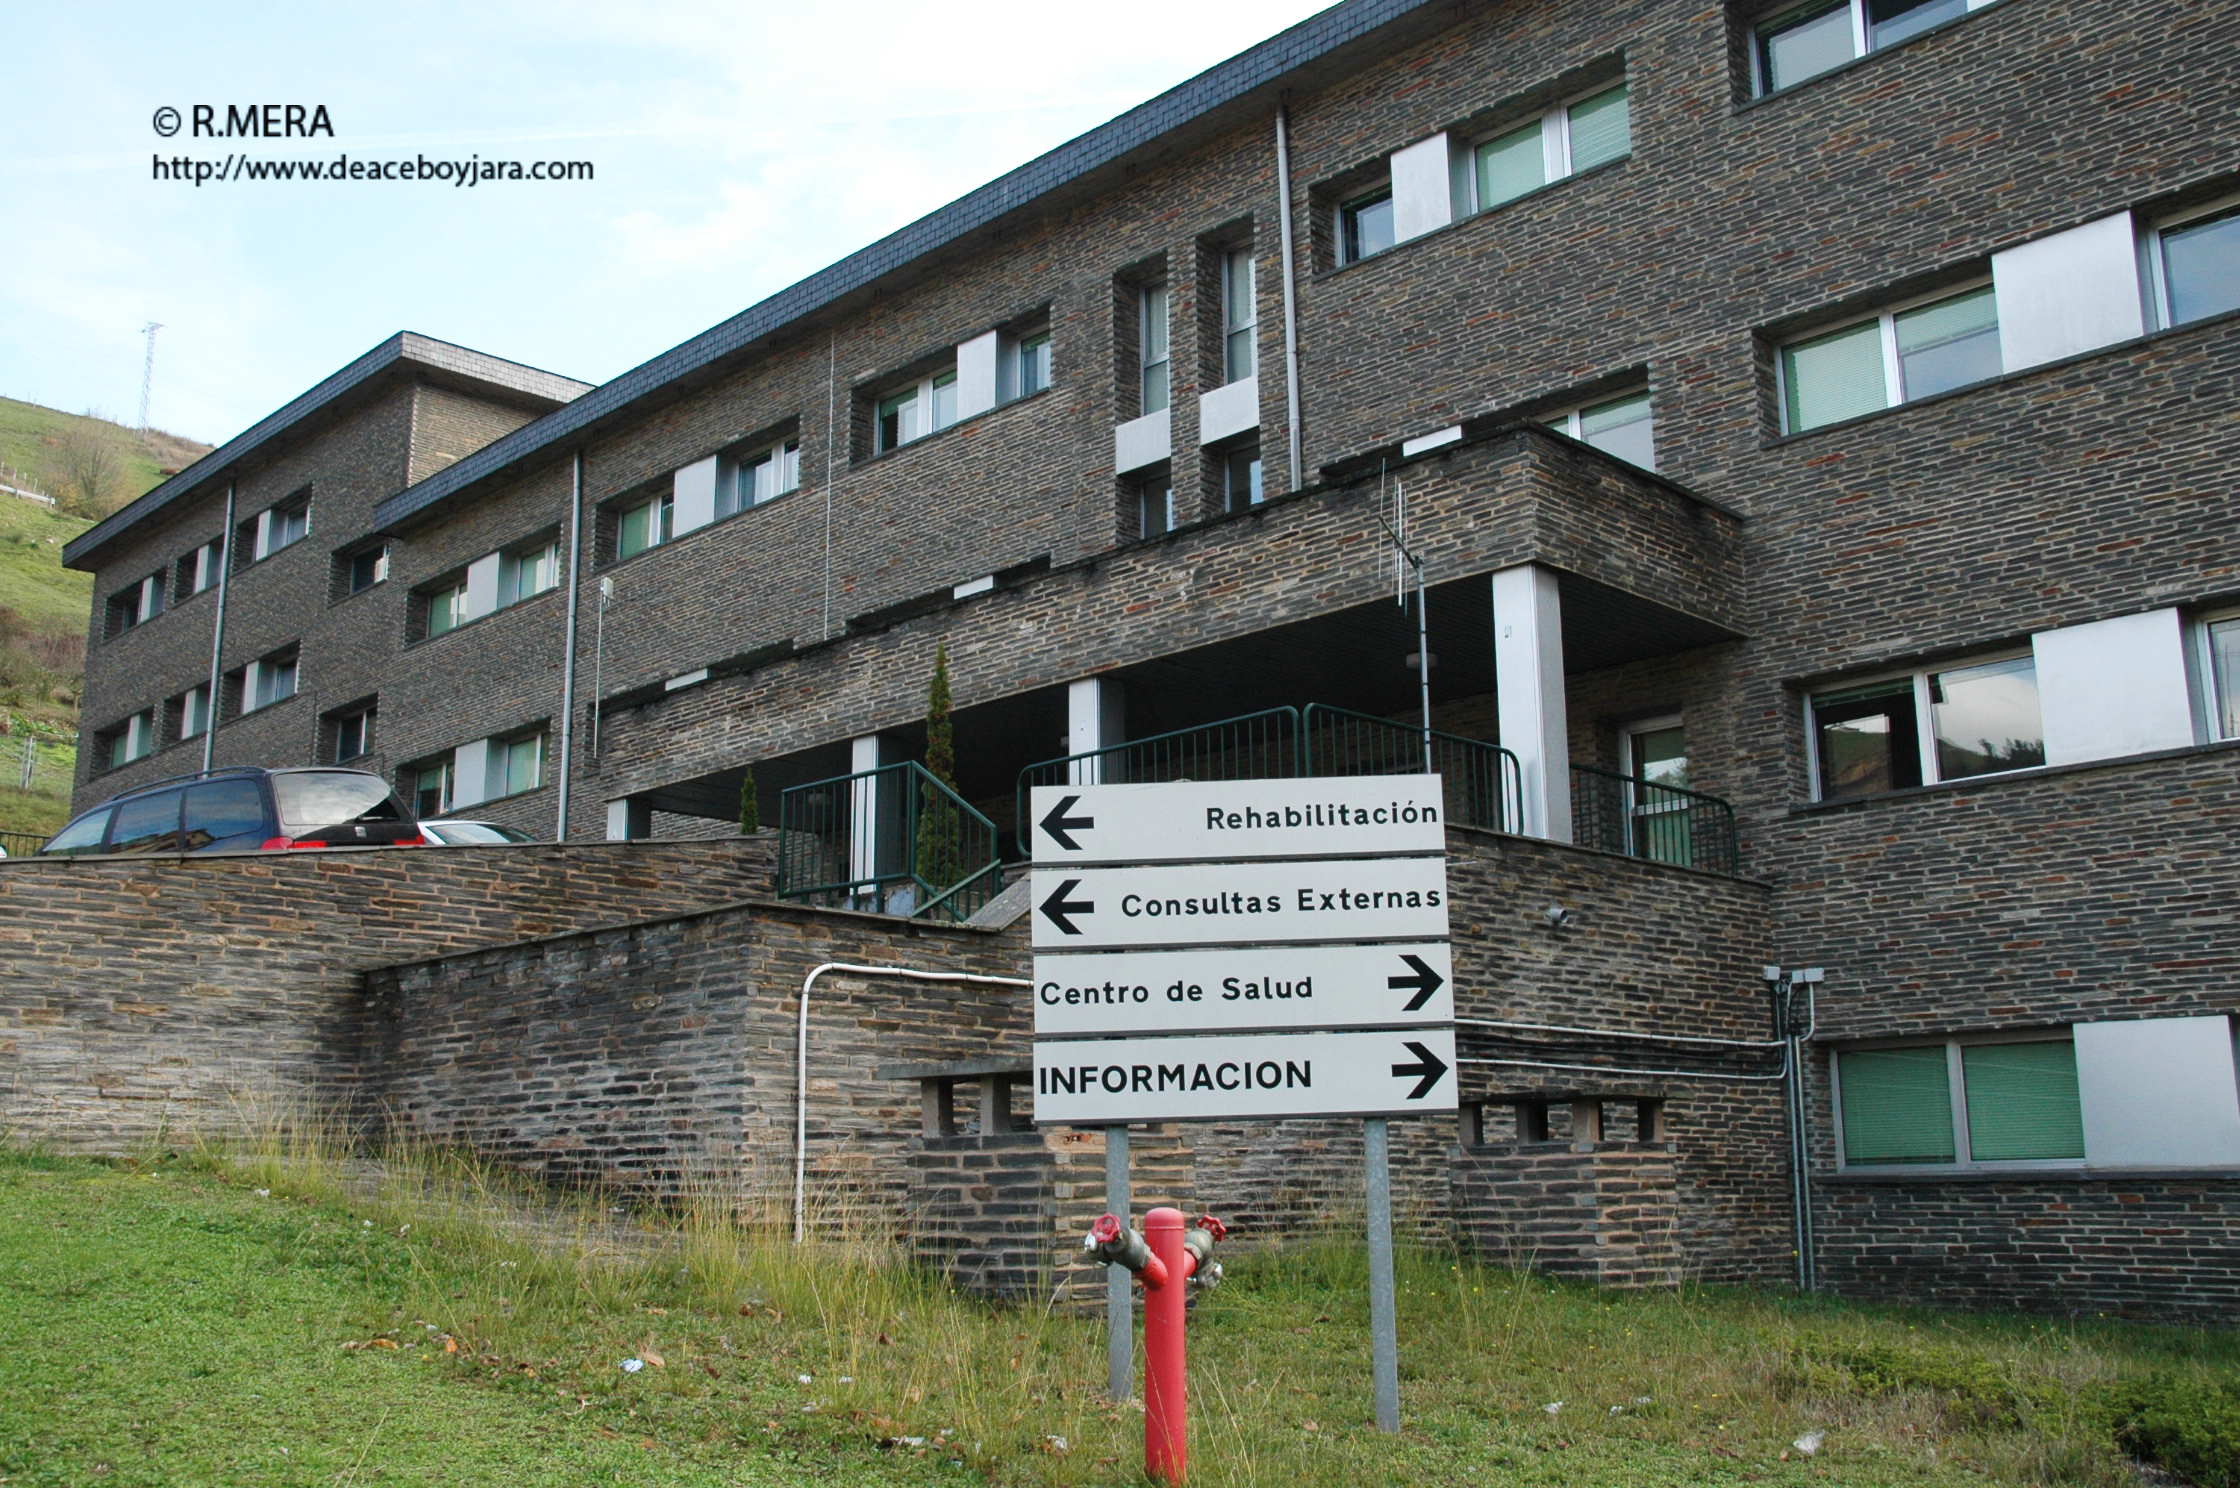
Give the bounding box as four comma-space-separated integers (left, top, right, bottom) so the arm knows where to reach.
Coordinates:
1029, 775, 1455, 1432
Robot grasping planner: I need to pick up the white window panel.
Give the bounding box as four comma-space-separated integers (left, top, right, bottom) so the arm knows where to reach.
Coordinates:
1991, 212, 2145, 373
2031, 608, 2194, 766
2074, 1016, 2240, 1167
461, 552, 502, 622
954, 330, 1001, 420
671, 454, 720, 536
451, 737, 491, 809
1389, 132, 1456, 244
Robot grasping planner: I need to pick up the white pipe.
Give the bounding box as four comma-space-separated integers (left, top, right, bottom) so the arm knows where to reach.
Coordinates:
793, 961, 1031, 1243
201, 481, 236, 772
554, 450, 584, 840
1274, 104, 1304, 490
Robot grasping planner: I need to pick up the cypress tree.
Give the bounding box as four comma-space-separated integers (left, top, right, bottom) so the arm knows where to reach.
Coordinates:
737, 768, 760, 835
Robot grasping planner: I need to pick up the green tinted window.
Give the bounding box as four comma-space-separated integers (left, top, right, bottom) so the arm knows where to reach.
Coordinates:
1475, 122, 1544, 209
1567, 85, 1630, 172
1783, 320, 1887, 432
1962, 1042, 2084, 1162
1840, 1046, 1955, 1165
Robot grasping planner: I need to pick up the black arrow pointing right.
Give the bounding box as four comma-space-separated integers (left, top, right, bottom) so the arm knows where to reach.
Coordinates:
1039, 878, 1095, 936
1039, 794, 1096, 852
1391, 1040, 1449, 1101
1387, 954, 1445, 1012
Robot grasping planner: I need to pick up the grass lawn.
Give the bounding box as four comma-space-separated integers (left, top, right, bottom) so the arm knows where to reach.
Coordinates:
0, 494, 91, 636
0, 1145, 2231, 1487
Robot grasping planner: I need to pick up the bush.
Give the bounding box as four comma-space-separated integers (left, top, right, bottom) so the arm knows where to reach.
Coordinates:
2115, 1374, 2240, 1488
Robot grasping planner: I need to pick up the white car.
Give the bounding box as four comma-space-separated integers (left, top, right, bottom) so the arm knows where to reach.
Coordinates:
416, 819, 535, 846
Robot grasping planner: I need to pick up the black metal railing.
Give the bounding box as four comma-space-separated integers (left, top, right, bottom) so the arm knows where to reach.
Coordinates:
1014, 707, 1301, 855
1571, 762, 1738, 875
1301, 704, 1522, 835
775, 760, 1002, 921
0, 829, 46, 858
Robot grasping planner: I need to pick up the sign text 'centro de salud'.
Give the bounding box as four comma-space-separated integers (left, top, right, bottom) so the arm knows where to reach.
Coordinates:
1028, 777, 1458, 1126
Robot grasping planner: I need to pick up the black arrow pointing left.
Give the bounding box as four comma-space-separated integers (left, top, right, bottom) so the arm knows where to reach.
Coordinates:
1039, 878, 1095, 936
1039, 794, 1096, 852
1391, 1040, 1449, 1100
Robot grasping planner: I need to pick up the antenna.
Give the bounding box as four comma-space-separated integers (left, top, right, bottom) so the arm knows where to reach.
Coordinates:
137, 323, 164, 431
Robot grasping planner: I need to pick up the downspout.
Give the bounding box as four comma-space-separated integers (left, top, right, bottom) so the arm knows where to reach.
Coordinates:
1274, 103, 1305, 492
200, 481, 236, 772
793, 961, 1030, 1243
554, 449, 585, 840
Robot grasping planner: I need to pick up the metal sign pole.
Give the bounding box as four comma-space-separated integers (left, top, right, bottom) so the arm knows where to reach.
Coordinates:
1107, 1124, 1133, 1400
1363, 1115, 1400, 1432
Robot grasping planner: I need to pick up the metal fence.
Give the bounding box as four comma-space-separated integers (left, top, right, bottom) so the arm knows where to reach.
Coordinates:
1571, 762, 1739, 876
1300, 704, 1523, 835
775, 760, 1002, 921
1014, 707, 1302, 855
0, 829, 45, 857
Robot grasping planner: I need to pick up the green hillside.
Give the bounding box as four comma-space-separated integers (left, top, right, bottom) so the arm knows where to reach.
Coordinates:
0, 398, 212, 841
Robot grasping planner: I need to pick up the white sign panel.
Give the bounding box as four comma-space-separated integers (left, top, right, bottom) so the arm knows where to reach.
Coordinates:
1033, 1028, 1457, 1124
1034, 943, 1453, 1037
1029, 777, 1447, 865
1032, 857, 1450, 949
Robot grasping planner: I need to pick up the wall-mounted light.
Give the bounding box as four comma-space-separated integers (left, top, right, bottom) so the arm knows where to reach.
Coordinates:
1543, 904, 1573, 931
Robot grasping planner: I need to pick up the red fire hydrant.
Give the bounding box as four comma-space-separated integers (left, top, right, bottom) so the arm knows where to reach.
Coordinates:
1086, 1207, 1227, 1483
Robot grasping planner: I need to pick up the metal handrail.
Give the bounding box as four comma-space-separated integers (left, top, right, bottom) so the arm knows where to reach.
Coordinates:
775, 760, 1001, 921
1014, 706, 1300, 855
1570, 761, 1738, 875
1300, 704, 1523, 835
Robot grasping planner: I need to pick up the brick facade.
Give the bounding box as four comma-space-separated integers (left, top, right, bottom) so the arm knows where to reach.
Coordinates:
49, 0, 2240, 1316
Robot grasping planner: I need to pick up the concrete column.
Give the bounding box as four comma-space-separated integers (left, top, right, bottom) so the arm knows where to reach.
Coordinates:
605, 797, 651, 841
849, 733, 886, 896
1067, 678, 1126, 785
1492, 564, 1572, 843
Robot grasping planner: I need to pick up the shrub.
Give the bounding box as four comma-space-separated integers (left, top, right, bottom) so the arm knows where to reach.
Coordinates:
2115, 1374, 2240, 1488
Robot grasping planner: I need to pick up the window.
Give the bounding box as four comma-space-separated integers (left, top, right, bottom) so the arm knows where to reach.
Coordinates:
411, 759, 454, 818
1467, 82, 1630, 215
1134, 474, 1176, 539
1546, 390, 1657, 471
1779, 283, 2000, 433
346, 545, 389, 595
1221, 251, 1257, 384
182, 778, 265, 851
1623, 719, 1693, 866
333, 706, 374, 762
244, 649, 299, 713
2147, 202, 2240, 330
1015, 332, 1053, 398
108, 789, 183, 855
1220, 444, 1263, 512
42, 808, 114, 856
176, 539, 222, 598
425, 580, 468, 637
720, 438, 800, 518
497, 540, 559, 607
1837, 1037, 2084, 1169
177, 684, 211, 742
247, 494, 312, 561
1752, 0, 1999, 96
617, 493, 674, 559
876, 366, 961, 454
492, 731, 546, 798
2203, 614, 2240, 741
106, 573, 165, 637
103, 710, 155, 770
1139, 285, 1171, 415
1809, 652, 2044, 800
1339, 188, 1395, 265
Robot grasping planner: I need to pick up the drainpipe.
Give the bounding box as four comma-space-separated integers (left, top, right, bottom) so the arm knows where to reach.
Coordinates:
1274, 103, 1305, 492
200, 482, 235, 772
793, 962, 1030, 1243
554, 449, 585, 840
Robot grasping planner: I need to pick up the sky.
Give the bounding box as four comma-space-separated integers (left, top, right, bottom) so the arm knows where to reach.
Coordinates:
2, 0, 1334, 448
